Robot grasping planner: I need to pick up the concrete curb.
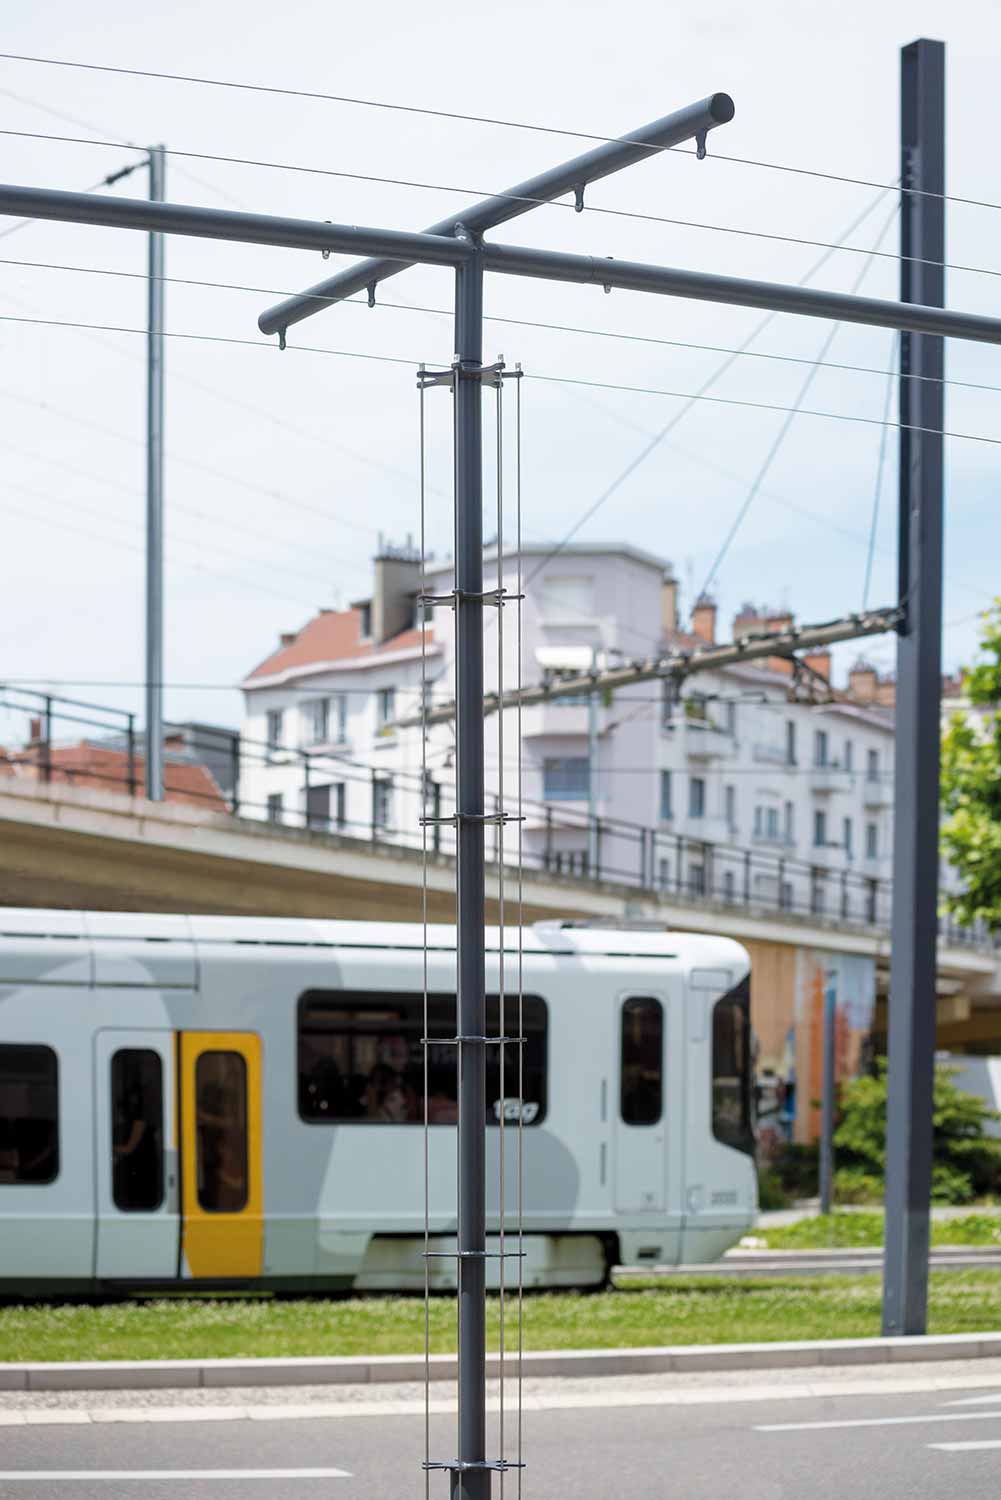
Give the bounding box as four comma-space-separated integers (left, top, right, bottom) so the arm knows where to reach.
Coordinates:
3, 1333, 1001, 1392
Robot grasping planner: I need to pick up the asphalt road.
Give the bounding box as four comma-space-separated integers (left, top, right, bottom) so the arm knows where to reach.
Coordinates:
617, 1246, 1001, 1278
2, 1367, 1001, 1499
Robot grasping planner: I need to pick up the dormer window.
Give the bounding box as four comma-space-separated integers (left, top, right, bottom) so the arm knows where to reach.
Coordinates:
359, 602, 372, 638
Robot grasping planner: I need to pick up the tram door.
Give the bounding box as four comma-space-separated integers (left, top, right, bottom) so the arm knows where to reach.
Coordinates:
94, 1030, 179, 1280
179, 1032, 263, 1279
614, 995, 667, 1213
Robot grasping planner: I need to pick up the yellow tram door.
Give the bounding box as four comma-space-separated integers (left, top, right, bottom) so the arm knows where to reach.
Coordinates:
179, 1032, 263, 1280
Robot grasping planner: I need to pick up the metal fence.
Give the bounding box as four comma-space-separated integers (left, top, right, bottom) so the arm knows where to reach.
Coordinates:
0, 684, 993, 952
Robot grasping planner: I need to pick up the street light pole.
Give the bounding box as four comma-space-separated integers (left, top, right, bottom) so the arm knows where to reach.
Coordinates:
145, 144, 166, 801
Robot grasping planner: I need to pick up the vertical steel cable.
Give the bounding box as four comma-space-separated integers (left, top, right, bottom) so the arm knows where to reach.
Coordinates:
418, 364, 431, 1500
514, 363, 525, 1499
495, 363, 506, 1494
863, 333, 899, 611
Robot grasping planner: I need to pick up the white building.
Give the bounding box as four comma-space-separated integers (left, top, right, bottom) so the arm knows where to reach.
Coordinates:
240, 541, 900, 927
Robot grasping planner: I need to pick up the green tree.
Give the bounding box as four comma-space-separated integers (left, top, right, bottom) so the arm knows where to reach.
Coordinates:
834, 1060, 1001, 1204
941, 600, 1001, 931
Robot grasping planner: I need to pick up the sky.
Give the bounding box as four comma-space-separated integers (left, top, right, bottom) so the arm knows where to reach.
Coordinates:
1, 0, 1000, 742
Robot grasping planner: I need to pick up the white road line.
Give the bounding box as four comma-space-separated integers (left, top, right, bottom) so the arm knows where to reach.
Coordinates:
0, 1470, 352, 1481
757, 1411, 1001, 1433
942, 1393, 1001, 1407
930, 1440, 1001, 1452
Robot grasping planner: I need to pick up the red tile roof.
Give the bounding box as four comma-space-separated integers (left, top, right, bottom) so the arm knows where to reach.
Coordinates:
0, 743, 227, 811
245, 606, 432, 683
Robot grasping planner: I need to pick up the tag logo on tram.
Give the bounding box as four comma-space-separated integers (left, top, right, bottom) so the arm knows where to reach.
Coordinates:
493, 1098, 539, 1124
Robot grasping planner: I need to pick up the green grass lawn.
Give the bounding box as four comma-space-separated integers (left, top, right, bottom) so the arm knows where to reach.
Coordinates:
1, 1271, 999, 1363
753, 1211, 1001, 1251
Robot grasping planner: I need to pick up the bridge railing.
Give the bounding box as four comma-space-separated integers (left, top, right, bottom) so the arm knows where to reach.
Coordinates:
0, 686, 994, 953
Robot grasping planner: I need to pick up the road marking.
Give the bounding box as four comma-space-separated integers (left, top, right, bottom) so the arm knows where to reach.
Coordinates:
930, 1440, 1001, 1452
942, 1393, 1001, 1406
0, 1470, 352, 1482
756, 1411, 1001, 1433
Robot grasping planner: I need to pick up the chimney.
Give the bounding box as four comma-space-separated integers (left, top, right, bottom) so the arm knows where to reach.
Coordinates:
661, 572, 679, 637
372, 543, 422, 644
848, 659, 879, 702
802, 649, 832, 682
875, 676, 896, 708
691, 594, 716, 645
279, 631, 297, 647
733, 602, 763, 638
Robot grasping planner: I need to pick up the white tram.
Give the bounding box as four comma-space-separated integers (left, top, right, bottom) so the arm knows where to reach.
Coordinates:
0, 910, 756, 1294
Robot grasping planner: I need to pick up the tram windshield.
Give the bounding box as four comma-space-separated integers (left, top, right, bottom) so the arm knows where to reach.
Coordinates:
711, 977, 755, 1155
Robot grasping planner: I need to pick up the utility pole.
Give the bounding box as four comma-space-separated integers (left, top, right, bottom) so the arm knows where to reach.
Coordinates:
588, 645, 600, 876
819, 969, 837, 1217
882, 38, 946, 1337
146, 144, 166, 801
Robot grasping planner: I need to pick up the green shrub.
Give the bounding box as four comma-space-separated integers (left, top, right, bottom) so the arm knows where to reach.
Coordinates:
757, 1168, 791, 1210
833, 1166, 883, 1204
833, 1059, 1001, 1204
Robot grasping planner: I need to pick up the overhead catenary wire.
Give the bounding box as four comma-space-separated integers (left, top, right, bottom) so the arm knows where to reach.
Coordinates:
6, 249, 1001, 398
2, 50, 1000, 215
5, 124, 1001, 282
696, 203, 899, 602
2, 311, 998, 451
863, 335, 899, 611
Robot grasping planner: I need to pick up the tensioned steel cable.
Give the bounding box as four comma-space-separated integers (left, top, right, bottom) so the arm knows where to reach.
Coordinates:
513, 366, 526, 1500
5, 124, 1000, 280
9, 249, 1001, 398
2, 51, 1000, 214
418, 363, 431, 1500
863, 335, 899, 612
495, 366, 507, 1497
697, 203, 899, 602
4, 313, 996, 448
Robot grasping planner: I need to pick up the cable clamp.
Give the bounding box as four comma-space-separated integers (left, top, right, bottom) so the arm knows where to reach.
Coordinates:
423, 1249, 527, 1259
420, 1035, 527, 1046
695, 129, 708, 160
417, 587, 525, 609
424, 1460, 527, 1474
419, 811, 526, 828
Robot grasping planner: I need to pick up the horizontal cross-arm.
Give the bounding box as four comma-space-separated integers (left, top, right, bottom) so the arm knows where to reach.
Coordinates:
256, 93, 735, 337
397, 606, 903, 727
0, 182, 474, 266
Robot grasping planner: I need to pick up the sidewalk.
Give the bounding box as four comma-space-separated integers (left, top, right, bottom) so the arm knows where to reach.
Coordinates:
757, 1202, 1001, 1228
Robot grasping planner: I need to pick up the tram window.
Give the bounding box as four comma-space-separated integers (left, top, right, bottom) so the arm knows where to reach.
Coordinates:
0, 1044, 59, 1185
111, 1050, 164, 1212
712, 976, 755, 1156
195, 1052, 249, 1212
297, 991, 548, 1126
620, 998, 663, 1125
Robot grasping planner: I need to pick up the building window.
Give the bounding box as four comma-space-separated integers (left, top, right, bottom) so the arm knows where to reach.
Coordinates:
722, 869, 736, 903
373, 775, 393, 830
543, 757, 590, 801
111, 1050, 164, 1212
780, 880, 794, 912
843, 817, 853, 855
784, 801, 794, 843
753, 805, 762, 838
765, 806, 779, 841
194, 1052, 248, 1213
814, 809, 827, 847
298, 990, 547, 1125
266, 708, 284, 760
689, 776, 706, 819
844, 740, 854, 773
659, 770, 673, 821
814, 729, 829, 767
0, 1044, 59, 1185
541, 575, 594, 623
688, 862, 706, 898
306, 783, 346, 831
811, 869, 826, 914
304, 697, 330, 746
866, 879, 878, 923
267, 792, 284, 824
712, 977, 754, 1156
786, 721, 797, 766
866, 821, 878, 859
867, 748, 879, 781
724, 701, 737, 736
377, 687, 397, 732
620, 998, 663, 1126
662, 677, 680, 725
359, 601, 372, 638
658, 857, 671, 890
333, 694, 348, 743
724, 784, 737, 831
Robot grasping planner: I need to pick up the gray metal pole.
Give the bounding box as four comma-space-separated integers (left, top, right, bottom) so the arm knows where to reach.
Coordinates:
145, 144, 165, 801
452, 247, 489, 1500
257, 94, 734, 337
882, 37, 946, 1338
588, 645, 599, 875
819, 972, 837, 1216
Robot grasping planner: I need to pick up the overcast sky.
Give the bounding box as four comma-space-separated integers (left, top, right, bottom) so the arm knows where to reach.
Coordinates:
1, 0, 999, 742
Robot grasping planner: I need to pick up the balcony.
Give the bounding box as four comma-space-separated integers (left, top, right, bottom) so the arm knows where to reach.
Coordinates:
520, 700, 595, 740
863, 776, 894, 810
664, 717, 736, 761
811, 763, 851, 794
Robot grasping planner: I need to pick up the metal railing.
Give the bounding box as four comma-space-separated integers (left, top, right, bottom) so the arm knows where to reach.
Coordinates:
0, 686, 994, 952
